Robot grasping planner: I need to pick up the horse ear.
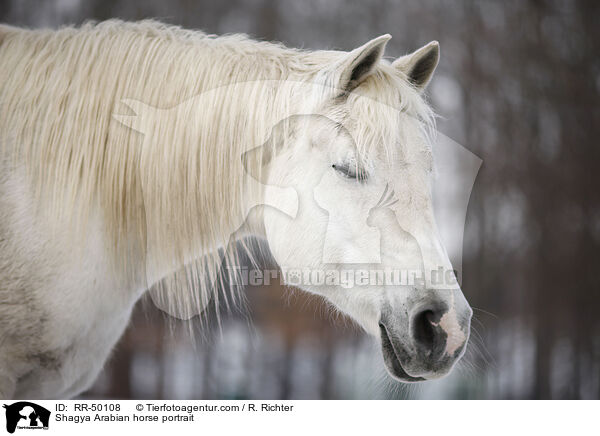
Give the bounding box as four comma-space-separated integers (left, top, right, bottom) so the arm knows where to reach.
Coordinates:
392, 41, 439, 90
337, 35, 391, 93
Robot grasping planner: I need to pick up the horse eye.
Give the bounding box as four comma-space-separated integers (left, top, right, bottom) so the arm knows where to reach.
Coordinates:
332, 163, 368, 183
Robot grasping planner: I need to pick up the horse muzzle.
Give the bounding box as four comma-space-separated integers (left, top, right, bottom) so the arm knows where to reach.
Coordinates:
379, 292, 472, 382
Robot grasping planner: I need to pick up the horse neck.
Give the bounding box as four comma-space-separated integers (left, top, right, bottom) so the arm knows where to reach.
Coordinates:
133, 69, 315, 289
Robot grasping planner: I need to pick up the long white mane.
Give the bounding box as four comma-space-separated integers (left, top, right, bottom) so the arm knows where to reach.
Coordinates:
0, 20, 434, 322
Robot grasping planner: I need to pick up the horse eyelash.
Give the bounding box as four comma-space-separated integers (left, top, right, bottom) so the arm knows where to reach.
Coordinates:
332, 163, 369, 183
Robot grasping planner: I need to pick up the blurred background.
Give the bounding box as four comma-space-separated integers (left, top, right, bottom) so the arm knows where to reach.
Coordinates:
2, 0, 599, 399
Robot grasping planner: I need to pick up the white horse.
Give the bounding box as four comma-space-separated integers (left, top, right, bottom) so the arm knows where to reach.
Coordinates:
0, 20, 471, 399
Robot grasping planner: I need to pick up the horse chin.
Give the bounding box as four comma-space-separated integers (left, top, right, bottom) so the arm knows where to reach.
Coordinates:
379, 323, 426, 382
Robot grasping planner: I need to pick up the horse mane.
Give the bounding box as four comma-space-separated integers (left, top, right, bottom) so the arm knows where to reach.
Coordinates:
0, 19, 434, 325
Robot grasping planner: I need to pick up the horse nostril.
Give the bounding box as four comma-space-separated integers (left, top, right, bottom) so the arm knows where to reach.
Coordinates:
413, 309, 435, 352
411, 307, 448, 361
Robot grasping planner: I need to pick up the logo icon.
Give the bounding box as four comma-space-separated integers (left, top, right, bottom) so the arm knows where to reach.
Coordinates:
2, 402, 50, 434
